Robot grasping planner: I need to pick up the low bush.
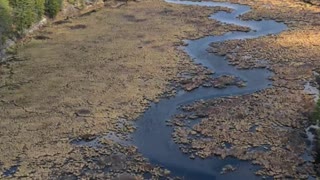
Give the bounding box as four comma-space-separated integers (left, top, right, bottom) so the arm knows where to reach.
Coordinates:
11, 0, 37, 33
45, 0, 63, 18
0, 0, 62, 37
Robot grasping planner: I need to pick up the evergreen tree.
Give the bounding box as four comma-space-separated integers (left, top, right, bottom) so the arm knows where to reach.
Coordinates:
11, 0, 36, 33
34, 0, 45, 21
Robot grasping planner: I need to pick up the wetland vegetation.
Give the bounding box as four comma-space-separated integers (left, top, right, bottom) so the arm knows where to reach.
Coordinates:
0, 0, 319, 179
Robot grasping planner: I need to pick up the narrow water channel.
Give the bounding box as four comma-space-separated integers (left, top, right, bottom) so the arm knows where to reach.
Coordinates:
133, 0, 287, 179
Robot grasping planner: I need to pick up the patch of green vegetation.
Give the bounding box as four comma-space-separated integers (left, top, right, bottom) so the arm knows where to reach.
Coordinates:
0, 0, 65, 58
45, 0, 63, 18
10, 0, 38, 33
0, 0, 12, 43
35, 0, 45, 20
0, 0, 63, 38
312, 99, 320, 124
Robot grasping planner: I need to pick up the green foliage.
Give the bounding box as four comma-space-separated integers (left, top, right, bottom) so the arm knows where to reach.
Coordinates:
11, 0, 36, 33
45, 0, 62, 18
0, 0, 62, 36
0, 0, 13, 37
34, 0, 45, 21
312, 99, 320, 123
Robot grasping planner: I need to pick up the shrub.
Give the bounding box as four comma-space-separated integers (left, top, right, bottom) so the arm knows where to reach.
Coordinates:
7, 0, 64, 34
34, 0, 45, 21
0, 0, 64, 44
0, 0, 13, 39
11, 0, 37, 33
45, 0, 62, 18
0, 0, 66, 41
312, 99, 320, 123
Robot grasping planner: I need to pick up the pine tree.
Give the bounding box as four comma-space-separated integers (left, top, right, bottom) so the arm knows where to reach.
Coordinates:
34, 0, 45, 21
11, 0, 36, 33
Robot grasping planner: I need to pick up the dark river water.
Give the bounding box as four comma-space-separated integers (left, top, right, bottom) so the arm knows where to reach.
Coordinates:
133, 0, 287, 179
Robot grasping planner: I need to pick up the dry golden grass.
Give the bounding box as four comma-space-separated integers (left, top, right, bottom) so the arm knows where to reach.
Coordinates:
0, 0, 319, 178
0, 0, 242, 178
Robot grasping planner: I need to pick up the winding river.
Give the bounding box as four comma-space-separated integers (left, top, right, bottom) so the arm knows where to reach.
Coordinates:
133, 0, 287, 179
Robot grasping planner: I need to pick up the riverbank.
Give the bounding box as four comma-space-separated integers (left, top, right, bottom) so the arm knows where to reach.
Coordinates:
0, 0, 319, 179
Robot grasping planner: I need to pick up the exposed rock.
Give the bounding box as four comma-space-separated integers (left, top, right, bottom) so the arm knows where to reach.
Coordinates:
220, 164, 237, 174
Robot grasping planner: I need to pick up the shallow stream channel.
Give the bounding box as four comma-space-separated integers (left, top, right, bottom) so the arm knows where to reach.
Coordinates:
133, 0, 288, 179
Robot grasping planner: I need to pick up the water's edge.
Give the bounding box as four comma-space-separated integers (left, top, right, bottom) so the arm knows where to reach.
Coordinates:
133, 0, 287, 179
